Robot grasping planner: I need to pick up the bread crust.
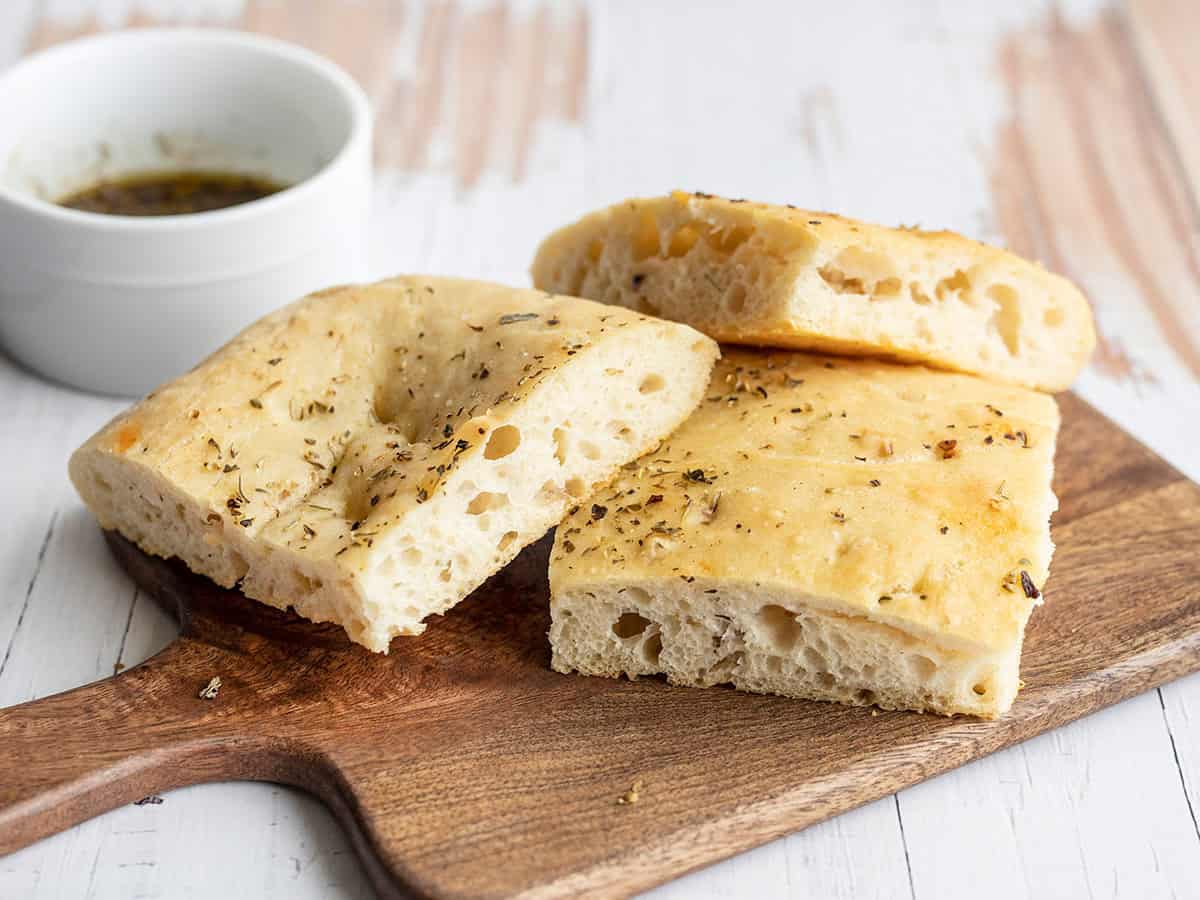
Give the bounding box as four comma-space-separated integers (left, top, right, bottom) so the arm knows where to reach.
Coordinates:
531, 192, 1096, 392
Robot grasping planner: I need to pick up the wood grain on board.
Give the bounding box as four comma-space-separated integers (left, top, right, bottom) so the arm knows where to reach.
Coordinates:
0, 394, 1197, 900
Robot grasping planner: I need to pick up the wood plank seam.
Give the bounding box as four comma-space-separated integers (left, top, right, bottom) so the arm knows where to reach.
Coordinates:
112, 588, 139, 677
1157, 688, 1200, 845
893, 793, 918, 900
0, 509, 57, 680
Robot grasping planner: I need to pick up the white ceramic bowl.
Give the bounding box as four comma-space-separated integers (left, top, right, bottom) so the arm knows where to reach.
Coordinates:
0, 29, 372, 396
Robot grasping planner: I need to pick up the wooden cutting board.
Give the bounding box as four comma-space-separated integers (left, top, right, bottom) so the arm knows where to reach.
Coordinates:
1, 393, 1198, 899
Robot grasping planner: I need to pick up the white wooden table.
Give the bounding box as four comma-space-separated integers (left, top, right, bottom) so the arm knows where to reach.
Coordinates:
3, 1, 1199, 897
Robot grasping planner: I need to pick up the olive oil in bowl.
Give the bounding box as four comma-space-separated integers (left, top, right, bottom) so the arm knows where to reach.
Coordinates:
59, 170, 287, 216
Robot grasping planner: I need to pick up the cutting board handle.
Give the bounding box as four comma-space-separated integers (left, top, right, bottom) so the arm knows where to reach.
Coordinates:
0, 636, 270, 856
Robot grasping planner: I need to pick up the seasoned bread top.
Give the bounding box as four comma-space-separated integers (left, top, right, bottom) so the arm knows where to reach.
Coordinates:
551, 349, 1060, 655
71, 276, 719, 649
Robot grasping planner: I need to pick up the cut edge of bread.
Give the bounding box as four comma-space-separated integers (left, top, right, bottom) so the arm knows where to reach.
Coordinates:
549, 577, 1023, 718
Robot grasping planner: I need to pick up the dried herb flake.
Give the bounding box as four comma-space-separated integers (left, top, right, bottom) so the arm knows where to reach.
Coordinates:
1020, 570, 1041, 599
936, 439, 959, 460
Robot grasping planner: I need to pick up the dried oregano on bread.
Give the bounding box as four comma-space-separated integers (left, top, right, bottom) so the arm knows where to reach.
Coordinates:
549, 350, 1059, 717
531, 192, 1095, 392
71, 276, 718, 651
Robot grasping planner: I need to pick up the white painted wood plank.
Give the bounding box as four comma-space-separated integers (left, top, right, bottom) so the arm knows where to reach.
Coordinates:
0, 782, 373, 900
647, 795, 913, 900
0, 359, 126, 692
0, 504, 134, 707
900, 692, 1200, 900
1160, 673, 1200, 860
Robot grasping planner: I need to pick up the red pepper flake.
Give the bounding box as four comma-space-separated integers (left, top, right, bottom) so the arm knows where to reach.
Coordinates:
646, 494, 664, 505
936, 439, 959, 460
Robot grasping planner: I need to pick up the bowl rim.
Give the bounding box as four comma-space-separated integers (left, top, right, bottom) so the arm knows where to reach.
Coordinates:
0, 27, 372, 232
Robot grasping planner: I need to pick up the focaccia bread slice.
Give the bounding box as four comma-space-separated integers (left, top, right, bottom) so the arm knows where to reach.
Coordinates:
71, 276, 718, 652
531, 192, 1095, 392
549, 349, 1060, 717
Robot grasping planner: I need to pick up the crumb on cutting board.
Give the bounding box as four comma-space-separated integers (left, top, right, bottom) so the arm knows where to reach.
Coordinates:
198, 676, 222, 700
617, 779, 644, 806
